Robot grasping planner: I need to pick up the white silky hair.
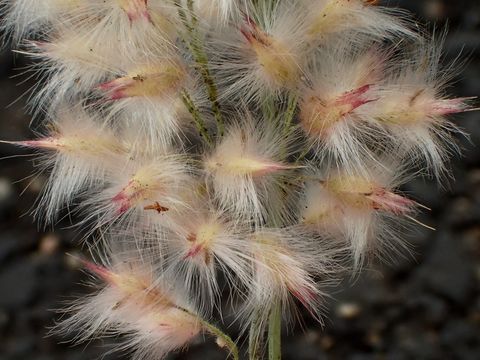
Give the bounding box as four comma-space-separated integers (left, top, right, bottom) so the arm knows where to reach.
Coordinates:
299, 45, 393, 170
367, 37, 472, 179
301, 159, 419, 269
6, 106, 125, 223
193, 0, 243, 24
54, 247, 203, 360
2, 0, 179, 52
210, 0, 309, 105
300, 0, 417, 45
161, 204, 253, 313
203, 116, 299, 226
1, 0, 77, 44
18, 30, 115, 117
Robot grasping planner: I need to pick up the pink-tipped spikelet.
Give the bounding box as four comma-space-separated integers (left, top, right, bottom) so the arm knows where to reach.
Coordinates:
56, 254, 204, 360
4, 106, 125, 222
368, 40, 475, 177
299, 45, 387, 168
2, 0, 477, 359
213, 1, 308, 103
164, 204, 252, 310
97, 57, 192, 150
301, 0, 415, 44
248, 228, 327, 318
301, 160, 419, 268
243, 226, 338, 350
203, 117, 298, 224
81, 150, 194, 235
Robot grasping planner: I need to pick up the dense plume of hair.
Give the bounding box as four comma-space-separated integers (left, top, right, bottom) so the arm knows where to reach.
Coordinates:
1, 0, 476, 359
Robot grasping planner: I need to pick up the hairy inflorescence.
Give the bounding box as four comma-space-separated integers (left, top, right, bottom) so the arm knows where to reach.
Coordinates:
1, 0, 477, 359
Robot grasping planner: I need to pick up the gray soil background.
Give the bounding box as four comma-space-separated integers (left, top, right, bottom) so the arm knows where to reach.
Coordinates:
0, 1, 479, 359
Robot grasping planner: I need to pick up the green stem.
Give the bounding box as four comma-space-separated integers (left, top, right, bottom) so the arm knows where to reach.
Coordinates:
260, 95, 277, 124
176, 0, 225, 137
295, 146, 310, 164
180, 305, 238, 360
181, 90, 213, 145
187, 0, 198, 27
268, 303, 282, 360
201, 320, 239, 360
248, 309, 264, 360
283, 94, 298, 136
278, 93, 298, 160
175, 0, 193, 32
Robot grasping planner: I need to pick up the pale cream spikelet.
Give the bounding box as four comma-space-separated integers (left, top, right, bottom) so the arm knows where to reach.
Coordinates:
244, 227, 335, 345
203, 118, 298, 225
301, 0, 415, 45
299, 46, 388, 168
163, 203, 252, 311
0, 0, 81, 44
98, 57, 193, 151
20, 28, 116, 115
55, 256, 204, 360
59, 0, 179, 56
1, 106, 125, 222
301, 161, 423, 268
193, 0, 242, 24
213, 1, 307, 104
80, 148, 195, 236
368, 38, 476, 177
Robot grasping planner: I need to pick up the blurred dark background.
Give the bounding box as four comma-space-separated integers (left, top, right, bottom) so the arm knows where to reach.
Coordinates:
0, 1, 479, 359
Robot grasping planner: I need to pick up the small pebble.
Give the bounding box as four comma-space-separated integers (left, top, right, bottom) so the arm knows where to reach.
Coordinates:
0, 177, 14, 202
39, 234, 60, 255
64, 251, 83, 270
336, 302, 361, 319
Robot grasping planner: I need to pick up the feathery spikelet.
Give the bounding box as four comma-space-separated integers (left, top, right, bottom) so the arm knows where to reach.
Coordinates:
81, 150, 194, 235
301, 161, 420, 268
163, 203, 252, 311
60, 0, 178, 55
213, 1, 307, 103
55, 255, 204, 360
204, 118, 297, 224
301, 0, 415, 44
299, 46, 387, 168
368, 39, 475, 177
2, 107, 125, 222
244, 227, 335, 347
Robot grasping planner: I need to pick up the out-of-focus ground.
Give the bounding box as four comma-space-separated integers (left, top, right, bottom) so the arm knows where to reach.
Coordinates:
0, 1, 479, 359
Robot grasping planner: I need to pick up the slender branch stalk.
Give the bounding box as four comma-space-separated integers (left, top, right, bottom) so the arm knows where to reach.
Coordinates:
181, 90, 213, 145
283, 94, 298, 136
248, 309, 264, 360
201, 320, 239, 360
268, 303, 282, 360
176, 0, 225, 137
295, 146, 310, 164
